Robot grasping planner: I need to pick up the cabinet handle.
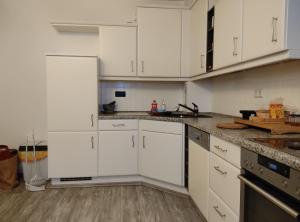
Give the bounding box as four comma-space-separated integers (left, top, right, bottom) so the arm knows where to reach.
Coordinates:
214, 145, 227, 153
143, 136, 146, 148
132, 135, 135, 148
272, 17, 278, 42
214, 166, 227, 175
90, 114, 94, 127
112, 124, 125, 127
213, 206, 226, 218
91, 136, 94, 149
233, 37, 238, 56
200, 54, 205, 68
131, 60, 134, 72
141, 61, 144, 73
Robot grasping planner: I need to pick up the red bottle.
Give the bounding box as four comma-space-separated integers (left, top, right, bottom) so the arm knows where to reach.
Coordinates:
151, 100, 158, 113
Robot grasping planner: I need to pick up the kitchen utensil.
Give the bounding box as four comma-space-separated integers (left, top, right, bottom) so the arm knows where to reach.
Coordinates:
240, 110, 256, 120
102, 101, 116, 113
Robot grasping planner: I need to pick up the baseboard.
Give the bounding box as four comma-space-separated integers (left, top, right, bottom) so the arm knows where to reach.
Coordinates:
49, 175, 188, 195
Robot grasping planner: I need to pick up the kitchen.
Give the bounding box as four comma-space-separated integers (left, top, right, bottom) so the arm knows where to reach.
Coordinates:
0, 0, 300, 222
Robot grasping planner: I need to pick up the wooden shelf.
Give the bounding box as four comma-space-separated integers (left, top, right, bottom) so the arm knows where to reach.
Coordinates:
51, 22, 137, 33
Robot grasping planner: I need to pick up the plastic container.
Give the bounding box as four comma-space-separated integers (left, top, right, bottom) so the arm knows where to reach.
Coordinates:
18, 142, 48, 183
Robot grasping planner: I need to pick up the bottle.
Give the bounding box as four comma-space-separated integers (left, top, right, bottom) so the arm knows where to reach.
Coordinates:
151, 100, 158, 113
161, 99, 166, 112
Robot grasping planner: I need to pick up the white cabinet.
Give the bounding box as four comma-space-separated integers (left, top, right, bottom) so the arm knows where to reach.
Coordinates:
208, 189, 239, 222
213, 0, 243, 69
137, 7, 181, 77
209, 152, 241, 215
190, 0, 208, 75
189, 139, 209, 220
98, 119, 139, 176
99, 130, 138, 176
48, 132, 98, 178
47, 56, 98, 132
99, 26, 137, 77
242, 0, 285, 61
47, 55, 99, 179
139, 120, 183, 186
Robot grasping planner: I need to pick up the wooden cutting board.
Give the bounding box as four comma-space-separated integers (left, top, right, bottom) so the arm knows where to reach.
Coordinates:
234, 118, 300, 135
217, 123, 249, 129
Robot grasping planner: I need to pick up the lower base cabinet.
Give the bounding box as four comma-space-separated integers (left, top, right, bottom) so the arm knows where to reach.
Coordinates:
48, 132, 98, 178
139, 130, 183, 185
139, 120, 184, 186
208, 189, 239, 222
98, 130, 138, 176
189, 139, 209, 220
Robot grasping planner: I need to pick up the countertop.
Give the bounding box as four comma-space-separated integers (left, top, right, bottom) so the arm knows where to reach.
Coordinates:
99, 112, 300, 171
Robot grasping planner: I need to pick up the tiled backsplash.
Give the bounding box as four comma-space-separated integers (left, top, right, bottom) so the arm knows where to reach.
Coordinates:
212, 61, 300, 116
99, 81, 185, 111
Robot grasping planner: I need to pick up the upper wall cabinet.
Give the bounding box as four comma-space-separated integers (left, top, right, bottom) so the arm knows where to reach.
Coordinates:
243, 0, 285, 61
190, 0, 208, 76
213, 0, 243, 69
137, 7, 182, 77
99, 26, 137, 77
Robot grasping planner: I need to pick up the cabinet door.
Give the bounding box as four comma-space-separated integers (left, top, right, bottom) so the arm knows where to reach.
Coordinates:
47, 56, 98, 132
139, 130, 183, 185
242, 0, 285, 61
48, 132, 98, 178
189, 140, 209, 220
213, 0, 242, 69
137, 8, 181, 77
190, 0, 208, 75
99, 130, 138, 176
99, 26, 137, 77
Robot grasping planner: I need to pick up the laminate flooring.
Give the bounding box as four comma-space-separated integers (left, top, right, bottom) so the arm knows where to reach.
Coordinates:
0, 184, 205, 222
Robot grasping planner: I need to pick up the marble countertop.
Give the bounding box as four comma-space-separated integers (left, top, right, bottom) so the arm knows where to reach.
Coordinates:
99, 112, 300, 171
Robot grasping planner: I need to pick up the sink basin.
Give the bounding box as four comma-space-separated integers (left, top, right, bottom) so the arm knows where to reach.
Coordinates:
149, 111, 212, 118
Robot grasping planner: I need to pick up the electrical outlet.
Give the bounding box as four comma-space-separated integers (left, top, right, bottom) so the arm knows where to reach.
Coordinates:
254, 89, 263, 98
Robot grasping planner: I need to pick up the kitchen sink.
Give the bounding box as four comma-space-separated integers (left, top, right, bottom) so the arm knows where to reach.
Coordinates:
149, 111, 212, 118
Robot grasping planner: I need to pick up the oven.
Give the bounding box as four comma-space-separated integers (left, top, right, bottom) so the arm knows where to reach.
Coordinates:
239, 149, 300, 222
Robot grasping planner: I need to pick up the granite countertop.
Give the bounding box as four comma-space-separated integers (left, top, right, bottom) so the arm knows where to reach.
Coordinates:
99, 112, 300, 171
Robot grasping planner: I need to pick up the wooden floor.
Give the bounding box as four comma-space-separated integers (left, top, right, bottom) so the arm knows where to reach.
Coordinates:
0, 184, 205, 222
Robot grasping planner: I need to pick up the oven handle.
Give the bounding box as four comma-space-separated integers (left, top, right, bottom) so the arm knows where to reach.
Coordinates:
238, 175, 300, 219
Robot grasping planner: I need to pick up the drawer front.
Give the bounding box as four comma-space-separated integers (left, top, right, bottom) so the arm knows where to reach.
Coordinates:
210, 135, 241, 168
139, 120, 183, 135
208, 189, 238, 222
209, 152, 241, 215
98, 119, 138, 131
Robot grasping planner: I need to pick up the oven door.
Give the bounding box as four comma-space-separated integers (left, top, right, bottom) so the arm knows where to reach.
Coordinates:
239, 173, 300, 222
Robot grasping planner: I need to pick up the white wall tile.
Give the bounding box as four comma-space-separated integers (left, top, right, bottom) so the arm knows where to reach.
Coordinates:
211, 61, 300, 116
100, 81, 185, 111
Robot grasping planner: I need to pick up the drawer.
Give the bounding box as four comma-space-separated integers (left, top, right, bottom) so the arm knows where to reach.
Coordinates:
139, 120, 183, 135
209, 152, 241, 215
208, 189, 238, 222
210, 135, 241, 168
98, 119, 138, 131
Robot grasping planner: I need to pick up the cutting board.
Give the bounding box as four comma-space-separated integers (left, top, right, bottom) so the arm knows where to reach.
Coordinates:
234, 118, 300, 135
217, 123, 249, 129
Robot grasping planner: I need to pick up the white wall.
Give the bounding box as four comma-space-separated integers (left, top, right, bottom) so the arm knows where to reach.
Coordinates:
100, 81, 185, 111
186, 80, 213, 112
211, 61, 300, 116
0, 0, 138, 148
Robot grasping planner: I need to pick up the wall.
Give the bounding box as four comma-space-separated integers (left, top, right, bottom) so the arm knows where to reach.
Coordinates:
211, 61, 300, 116
0, 0, 138, 147
100, 81, 185, 111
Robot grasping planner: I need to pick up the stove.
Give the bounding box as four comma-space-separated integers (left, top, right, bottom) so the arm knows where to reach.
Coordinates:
250, 138, 300, 158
